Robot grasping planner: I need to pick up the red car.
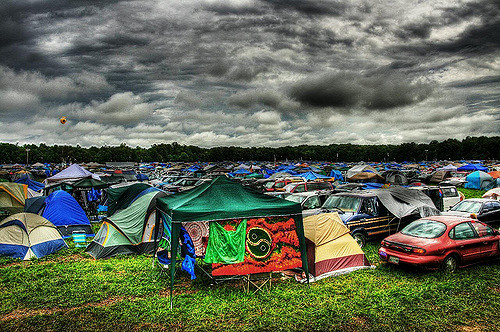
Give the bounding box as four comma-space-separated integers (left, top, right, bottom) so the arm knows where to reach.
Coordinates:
378, 216, 500, 272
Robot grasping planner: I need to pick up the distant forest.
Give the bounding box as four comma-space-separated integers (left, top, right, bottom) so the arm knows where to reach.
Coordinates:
0, 136, 498, 164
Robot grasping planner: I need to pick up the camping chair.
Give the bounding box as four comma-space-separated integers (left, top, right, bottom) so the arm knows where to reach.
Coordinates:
242, 272, 273, 294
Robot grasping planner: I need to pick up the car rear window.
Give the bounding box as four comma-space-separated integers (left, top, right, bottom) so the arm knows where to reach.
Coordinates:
401, 219, 447, 239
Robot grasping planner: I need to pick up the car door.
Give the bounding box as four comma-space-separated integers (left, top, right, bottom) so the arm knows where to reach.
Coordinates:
478, 202, 500, 224
441, 187, 460, 211
469, 221, 500, 258
450, 222, 484, 264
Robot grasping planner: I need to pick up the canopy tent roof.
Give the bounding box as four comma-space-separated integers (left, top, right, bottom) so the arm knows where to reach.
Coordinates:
346, 164, 380, 179
71, 178, 109, 189
44, 164, 100, 184
156, 176, 302, 223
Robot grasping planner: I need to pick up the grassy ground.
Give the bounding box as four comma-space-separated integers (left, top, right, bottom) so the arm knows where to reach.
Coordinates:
1, 189, 499, 332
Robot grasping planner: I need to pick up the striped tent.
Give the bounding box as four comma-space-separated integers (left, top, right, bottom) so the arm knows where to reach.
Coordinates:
0, 213, 67, 260
300, 213, 371, 282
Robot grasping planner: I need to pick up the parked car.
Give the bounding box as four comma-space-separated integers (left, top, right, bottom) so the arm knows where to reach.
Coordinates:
408, 185, 462, 211
282, 181, 334, 193
264, 177, 304, 192
285, 191, 331, 217
379, 216, 500, 272
320, 192, 413, 247
442, 198, 500, 224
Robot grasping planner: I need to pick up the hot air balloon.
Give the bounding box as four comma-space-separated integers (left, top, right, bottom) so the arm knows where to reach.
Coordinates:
60, 117, 67, 124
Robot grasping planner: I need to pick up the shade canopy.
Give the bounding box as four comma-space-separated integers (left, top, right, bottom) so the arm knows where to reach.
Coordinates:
156, 176, 302, 223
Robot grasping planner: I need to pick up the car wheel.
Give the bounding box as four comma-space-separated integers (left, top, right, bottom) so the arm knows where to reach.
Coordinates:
441, 255, 458, 273
352, 232, 366, 248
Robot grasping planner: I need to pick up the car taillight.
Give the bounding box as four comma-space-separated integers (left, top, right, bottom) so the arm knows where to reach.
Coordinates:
381, 240, 388, 247
411, 247, 426, 254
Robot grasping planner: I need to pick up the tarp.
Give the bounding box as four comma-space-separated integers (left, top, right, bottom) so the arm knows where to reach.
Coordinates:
42, 190, 92, 237
457, 163, 488, 172
301, 171, 331, 181
15, 176, 44, 191
0, 213, 67, 260
373, 186, 440, 219
301, 213, 371, 282
44, 164, 100, 184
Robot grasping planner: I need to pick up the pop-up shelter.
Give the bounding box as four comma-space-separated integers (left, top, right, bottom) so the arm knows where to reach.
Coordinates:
154, 176, 309, 307
301, 213, 371, 282
0, 212, 67, 260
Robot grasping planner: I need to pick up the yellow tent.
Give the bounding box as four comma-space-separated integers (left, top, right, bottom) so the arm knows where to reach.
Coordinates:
0, 183, 28, 216
301, 213, 371, 282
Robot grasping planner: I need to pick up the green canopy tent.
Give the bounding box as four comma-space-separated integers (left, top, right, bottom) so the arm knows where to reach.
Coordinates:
71, 178, 109, 189
154, 176, 309, 308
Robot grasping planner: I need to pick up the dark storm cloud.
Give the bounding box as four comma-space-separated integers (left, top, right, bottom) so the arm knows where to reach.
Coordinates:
288, 72, 433, 111
395, 22, 433, 40
260, 0, 348, 17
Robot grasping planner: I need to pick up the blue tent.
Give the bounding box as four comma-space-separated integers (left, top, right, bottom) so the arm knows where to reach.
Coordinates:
0, 213, 67, 260
464, 171, 494, 190
457, 163, 488, 172
42, 190, 93, 238
15, 176, 44, 191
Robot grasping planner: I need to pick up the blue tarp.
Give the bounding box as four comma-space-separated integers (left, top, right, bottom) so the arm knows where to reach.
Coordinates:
136, 173, 149, 181
457, 163, 488, 172
329, 170, 344, 181
15, 176, 44, 191
42, 190, 91, 228
301, 171, 331, 181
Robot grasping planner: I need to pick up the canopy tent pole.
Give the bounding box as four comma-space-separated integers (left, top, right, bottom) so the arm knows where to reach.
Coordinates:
151, 208, 161, 268
169, 222, 181, 310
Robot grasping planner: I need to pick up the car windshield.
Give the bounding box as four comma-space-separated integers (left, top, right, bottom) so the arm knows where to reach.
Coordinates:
275, 182, 288, 188
322, 195, 361, 212
450, 201, 482, 213
285, 195, 306, 204
401, 219, 447, 238
264, 182, 274, 189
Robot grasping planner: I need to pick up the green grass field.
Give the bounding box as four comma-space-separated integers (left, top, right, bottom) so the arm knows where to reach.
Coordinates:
1, 189, 499, 332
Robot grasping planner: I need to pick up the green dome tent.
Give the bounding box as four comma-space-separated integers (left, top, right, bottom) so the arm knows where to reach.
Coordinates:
86, 188, 166, 259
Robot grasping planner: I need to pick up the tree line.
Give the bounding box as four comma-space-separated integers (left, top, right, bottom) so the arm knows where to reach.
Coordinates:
0, 136, 498, 164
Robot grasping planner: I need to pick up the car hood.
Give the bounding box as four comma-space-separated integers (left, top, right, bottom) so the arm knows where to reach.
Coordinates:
384, 232, 442, 248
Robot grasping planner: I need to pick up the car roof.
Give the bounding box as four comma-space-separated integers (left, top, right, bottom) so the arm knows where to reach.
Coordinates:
420, 215, 477, 227
460, 198, 497, 203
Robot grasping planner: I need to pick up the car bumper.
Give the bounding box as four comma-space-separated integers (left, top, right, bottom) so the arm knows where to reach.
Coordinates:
378, 247, 444, 269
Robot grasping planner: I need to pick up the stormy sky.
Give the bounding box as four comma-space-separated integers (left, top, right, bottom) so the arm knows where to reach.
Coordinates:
0, 0, 499, 147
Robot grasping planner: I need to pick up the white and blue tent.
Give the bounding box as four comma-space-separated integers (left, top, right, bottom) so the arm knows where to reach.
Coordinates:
41, 190, 93, 238
0, 213, 67, 260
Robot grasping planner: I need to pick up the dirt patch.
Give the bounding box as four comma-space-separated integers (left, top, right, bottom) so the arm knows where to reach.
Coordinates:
488, 287, 500, 293
1, 254, 90, 268
0, 296, 137, 322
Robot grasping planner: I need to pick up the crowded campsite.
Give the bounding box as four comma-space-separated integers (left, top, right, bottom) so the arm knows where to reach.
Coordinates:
1, 155, 500, 330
